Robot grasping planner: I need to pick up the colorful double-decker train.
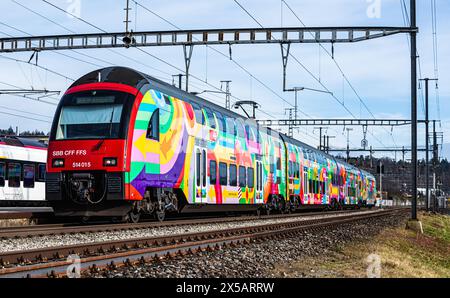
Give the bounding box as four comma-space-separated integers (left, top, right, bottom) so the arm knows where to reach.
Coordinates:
46, 67, 376, 221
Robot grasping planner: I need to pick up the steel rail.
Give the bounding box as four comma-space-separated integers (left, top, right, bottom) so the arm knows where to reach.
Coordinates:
0, 209, 366, 239
0, 208, 409, 278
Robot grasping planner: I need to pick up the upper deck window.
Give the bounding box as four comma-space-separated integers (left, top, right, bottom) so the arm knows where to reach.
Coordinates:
52, 90, 132, 140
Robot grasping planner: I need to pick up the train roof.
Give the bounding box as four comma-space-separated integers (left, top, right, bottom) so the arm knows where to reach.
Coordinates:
70, 66, 259, 128
69, 67, 372, 176
0, 137, 47, 148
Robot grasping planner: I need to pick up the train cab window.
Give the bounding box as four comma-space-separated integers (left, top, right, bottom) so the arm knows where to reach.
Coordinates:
210, 160, 217, 185
191, 103, 204, 125
247, 167, 254, 189
23, 164, 35, 188
219, 162, 227, 185
54, 90, 132, 140
0, 162, 5, 187
238, 166, 246, 187
146, 108, 160, 141
8, 163, 21, 188
229, 164, 237, 187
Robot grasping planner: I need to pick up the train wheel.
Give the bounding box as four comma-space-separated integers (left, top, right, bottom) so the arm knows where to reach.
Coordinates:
256, 207, 262, 217
127, 210, 141, 223
156, 210, 165, 222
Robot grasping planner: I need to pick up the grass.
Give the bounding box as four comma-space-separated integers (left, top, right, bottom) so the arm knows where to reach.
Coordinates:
271, 212, 450, 278
0, 218, 33, 228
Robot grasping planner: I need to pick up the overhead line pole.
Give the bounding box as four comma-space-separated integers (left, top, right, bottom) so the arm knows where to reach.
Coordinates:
420, 78, 438, 211
410, 0, 418, 220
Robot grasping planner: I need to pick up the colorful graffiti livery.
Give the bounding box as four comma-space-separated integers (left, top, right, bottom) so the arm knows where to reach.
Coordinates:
46, 67, 377, 221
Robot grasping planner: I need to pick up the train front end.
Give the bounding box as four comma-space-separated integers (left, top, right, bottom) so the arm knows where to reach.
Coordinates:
46, 80, 140, 218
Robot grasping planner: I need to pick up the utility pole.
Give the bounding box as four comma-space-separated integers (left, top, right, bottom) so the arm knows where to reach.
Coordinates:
285, 108, 294, 138
419, 78, 438, 211
432, 120, 438, 212
379, 160, 383, 208
346, 128, 353, 162
220, 80, 232, 110
172, 74, 185, 90
326, 135, 335, 154
314, 127, 326, 151
410, 0, 418, 221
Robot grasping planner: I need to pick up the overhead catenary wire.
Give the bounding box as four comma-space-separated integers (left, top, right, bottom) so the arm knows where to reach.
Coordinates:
234, 0, 389, 152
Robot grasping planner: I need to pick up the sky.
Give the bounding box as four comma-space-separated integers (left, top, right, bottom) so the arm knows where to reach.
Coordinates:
0, 0, 448, 160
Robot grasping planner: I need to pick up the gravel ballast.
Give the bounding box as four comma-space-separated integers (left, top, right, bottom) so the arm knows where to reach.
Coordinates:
83, 212, 409, 278
0, 210, 383, 253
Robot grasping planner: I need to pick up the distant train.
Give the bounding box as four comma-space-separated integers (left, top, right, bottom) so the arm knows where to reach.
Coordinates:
46, 67, 377, 222
0, 137, 47, 206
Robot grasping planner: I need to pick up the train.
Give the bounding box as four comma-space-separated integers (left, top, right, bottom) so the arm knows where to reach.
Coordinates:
0, 136, 47, 206
46, 66, 377, 222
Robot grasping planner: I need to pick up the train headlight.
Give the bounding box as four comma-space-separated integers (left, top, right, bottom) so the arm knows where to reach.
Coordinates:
103, 157, 117, 167
52, 158, 65, 168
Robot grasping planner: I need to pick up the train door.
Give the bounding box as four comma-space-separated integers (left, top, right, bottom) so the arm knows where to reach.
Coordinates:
194, 147, 207, 203
303, 170, 309, 204
255, 160, 263, 204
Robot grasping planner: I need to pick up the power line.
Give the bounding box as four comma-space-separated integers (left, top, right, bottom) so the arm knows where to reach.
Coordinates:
0, 109, 51, 123
430, 0, 441, 128
132, 0, 307, 116
234, 0, 389, 151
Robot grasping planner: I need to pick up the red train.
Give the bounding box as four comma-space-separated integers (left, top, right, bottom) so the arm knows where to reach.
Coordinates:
46, 67, 376, 221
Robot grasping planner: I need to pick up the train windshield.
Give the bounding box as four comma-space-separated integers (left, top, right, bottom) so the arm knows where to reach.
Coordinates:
53, 90, 133, 140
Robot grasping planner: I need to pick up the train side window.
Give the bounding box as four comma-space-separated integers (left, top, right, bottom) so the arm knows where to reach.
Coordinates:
38, 164, 46, 181
229, 164, 237, 187
196, 149, 201, 187
8, 163, 21, 188
288, 161, 293, 178
236, 119, 245, 139
247, 167, 254, 189
146, 108, 160, 141
203, 107, 216, 129
219, 162, 227, 186
23, 164, 35, 188
0, 162, 5, 187
191, 103, 204, 125
210, 160, 217, 185
215, 112, 226, 133
303, 172, 308, 194
238, 166, 246, 187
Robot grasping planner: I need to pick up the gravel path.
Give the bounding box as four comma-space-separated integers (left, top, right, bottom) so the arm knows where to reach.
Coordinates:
0, 210, 382, 253
83, 212, 409, 278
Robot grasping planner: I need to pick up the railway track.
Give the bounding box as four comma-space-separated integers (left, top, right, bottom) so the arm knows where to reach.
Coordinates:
0, 207, 409, 278
0, 208, 369, 239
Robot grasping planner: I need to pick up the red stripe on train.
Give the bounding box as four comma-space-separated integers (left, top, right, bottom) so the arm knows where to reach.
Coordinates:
65, 82, 139, 96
